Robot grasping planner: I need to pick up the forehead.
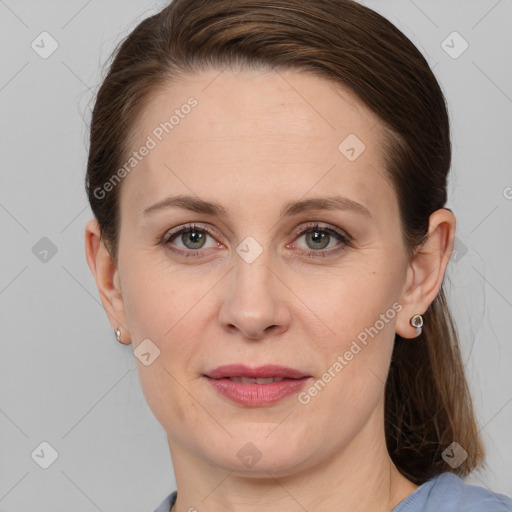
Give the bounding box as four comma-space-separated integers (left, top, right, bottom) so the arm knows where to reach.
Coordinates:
122, 68, 395, 219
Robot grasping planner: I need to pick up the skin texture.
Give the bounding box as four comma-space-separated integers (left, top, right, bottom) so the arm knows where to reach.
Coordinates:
85, 69, 455, 512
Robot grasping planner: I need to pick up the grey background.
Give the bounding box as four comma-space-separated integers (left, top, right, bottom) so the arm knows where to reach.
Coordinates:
0, 0, 511, 510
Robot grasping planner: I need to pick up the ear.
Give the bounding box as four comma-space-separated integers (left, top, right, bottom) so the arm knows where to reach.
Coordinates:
85, 219, 131, 344
396, 208, 456, 339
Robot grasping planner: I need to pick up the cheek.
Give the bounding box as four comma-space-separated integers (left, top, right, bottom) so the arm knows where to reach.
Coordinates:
292, 259, 400, 401
291, 257, 401, 346
119, 252, 206, 344
118, 257, 208, 425
298, 291, 397, 436
118, 254, 211, 404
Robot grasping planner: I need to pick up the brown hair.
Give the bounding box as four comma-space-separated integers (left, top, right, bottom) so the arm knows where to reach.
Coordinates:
86, 0, 484, 484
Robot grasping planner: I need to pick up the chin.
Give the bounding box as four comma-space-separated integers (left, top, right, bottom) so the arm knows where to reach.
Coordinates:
202, 436, 316, 478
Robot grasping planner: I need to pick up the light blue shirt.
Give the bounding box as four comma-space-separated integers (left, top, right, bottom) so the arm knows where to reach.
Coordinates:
153, 472, 512, 511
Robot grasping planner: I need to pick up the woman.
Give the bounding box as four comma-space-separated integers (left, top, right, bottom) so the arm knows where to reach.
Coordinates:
84, 1, 512, 511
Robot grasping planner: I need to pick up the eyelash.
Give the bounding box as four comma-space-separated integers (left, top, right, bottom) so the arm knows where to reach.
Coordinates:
161, 222, 353, 259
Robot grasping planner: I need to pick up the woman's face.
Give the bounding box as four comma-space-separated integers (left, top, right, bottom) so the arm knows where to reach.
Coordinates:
105, 69, 416, 475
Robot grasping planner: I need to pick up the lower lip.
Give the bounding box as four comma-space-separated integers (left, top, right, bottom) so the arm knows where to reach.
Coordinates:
205, 377, 310, 406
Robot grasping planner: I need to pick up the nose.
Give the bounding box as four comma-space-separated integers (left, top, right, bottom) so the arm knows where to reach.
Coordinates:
218, 253, 291, 340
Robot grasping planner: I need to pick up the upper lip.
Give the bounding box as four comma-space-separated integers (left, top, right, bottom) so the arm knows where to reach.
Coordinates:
205, 364, 309, 379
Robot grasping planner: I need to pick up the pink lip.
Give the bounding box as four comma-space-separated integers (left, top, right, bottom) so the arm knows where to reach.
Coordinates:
204, 364, 311, 406
205, 364, 308, 379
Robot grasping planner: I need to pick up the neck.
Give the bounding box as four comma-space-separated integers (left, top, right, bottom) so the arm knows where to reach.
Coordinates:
167, 404, 418, 512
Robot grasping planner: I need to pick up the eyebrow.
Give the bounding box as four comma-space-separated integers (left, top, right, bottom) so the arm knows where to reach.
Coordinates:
143, 194, 371, 219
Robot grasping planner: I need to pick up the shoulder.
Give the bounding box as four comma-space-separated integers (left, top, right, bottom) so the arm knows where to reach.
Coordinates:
153, 479, 512, 512
393, 472, 512, 512
153, 490, 177, 512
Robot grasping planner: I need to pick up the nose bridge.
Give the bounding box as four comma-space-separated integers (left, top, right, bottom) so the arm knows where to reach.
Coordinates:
234, 246, 273, 300
218, 240, 290, 339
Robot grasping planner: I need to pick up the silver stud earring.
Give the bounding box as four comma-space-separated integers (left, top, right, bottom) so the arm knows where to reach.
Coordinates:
114, 328, 122, 342
410, 314, 424, 329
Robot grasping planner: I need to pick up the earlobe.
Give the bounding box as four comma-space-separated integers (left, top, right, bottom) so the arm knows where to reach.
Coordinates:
396, 208, 456, 339
84, 219, 131, 344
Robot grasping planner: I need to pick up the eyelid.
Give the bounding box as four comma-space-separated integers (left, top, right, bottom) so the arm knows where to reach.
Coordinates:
287, 222, 353, 258
291, 222, 352, 243
161, 223, 221, 259
162, 221, 352, 257
163, 223, 220, 243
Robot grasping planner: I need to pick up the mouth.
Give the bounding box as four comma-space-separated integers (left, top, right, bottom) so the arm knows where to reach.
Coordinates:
203, 365, 311, 406
221, 376, 291, 384
204, 364, 310, 380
